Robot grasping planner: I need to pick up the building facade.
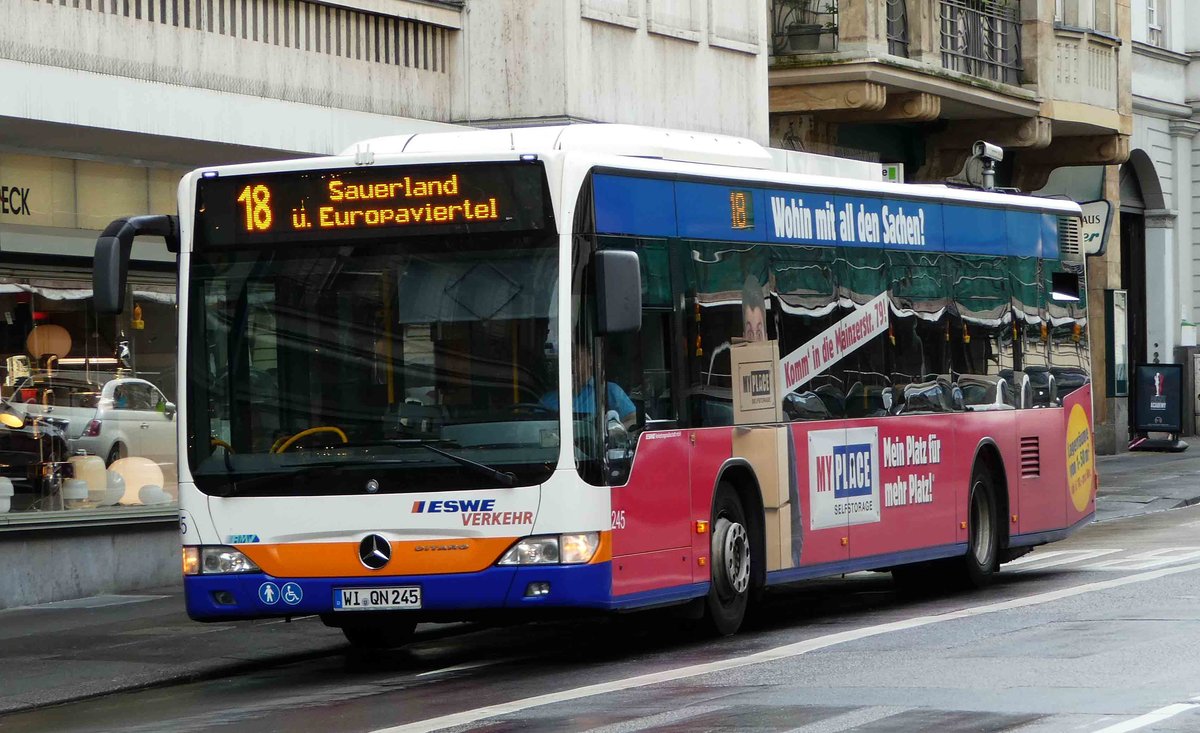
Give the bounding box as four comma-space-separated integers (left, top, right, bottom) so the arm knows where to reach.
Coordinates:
767, 0, 1134, 452
0, 0, 769, 607
1123, 0, 1199, 438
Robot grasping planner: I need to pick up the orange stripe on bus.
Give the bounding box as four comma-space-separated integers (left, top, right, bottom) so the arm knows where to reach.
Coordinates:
591, 531, 612, 564
239, 537, 518, 578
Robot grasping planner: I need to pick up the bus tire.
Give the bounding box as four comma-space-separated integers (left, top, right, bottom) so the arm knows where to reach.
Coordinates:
955, 463, 999, 588
337, 618, 417, 650
703, 482, 752, 636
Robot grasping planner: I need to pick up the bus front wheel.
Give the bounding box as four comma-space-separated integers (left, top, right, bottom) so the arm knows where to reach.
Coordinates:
703, 482, 752, 636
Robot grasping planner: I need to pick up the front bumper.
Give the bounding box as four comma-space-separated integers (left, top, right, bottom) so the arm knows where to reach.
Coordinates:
184, 562, 613, 620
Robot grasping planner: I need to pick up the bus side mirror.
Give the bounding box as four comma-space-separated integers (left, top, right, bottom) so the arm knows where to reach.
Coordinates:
93, 215, 180, 315
593, 250, 641, 335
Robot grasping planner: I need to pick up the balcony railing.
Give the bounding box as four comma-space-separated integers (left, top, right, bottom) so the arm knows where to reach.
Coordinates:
1049, 29, 1118, 110
771, 1, 838, 56
887, 0, 910, 58
939, 0, 1022, 85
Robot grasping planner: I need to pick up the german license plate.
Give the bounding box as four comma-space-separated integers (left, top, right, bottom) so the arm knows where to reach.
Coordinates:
333, 586, 421, 611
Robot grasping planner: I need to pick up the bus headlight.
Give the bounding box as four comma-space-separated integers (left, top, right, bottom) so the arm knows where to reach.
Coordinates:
498, 533, 599, 565
560, 532, 600, 564
183, 546, 261, 575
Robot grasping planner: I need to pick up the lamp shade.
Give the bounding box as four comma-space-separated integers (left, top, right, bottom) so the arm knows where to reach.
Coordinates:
0, 410, 22, 429
108, 457, 166, 505
69, 455, 108, 503
26, 324, 72, 359
101, 470, 125, 506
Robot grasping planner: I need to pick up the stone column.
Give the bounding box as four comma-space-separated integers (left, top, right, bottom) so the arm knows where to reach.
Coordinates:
1169, 119, 1200, 346
1144, 209, 1178, 363
836, 0, 888, 57
906, 0, 940, 66
1091, 165, 1123, 454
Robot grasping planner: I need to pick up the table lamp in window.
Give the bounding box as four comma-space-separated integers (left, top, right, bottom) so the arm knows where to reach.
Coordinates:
26, 324, 72, 376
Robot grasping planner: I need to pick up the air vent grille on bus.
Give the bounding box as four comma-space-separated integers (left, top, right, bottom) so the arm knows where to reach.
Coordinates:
1020, 436, 1041, 478
1059, 216, 1082, 261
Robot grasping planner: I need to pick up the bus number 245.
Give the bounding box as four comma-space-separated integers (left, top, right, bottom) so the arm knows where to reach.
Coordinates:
611, 510, 627, 530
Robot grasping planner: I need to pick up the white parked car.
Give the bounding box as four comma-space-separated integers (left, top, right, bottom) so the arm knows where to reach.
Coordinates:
14, 377, 176, 471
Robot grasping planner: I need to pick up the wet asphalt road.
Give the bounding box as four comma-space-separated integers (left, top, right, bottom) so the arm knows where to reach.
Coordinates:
8, 505, 1200, 733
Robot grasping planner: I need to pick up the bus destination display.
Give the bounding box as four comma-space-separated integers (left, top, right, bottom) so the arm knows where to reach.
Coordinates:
196, 162, 550, 247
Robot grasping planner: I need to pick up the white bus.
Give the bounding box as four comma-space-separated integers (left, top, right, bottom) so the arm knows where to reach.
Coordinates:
93, 125, 1093, 649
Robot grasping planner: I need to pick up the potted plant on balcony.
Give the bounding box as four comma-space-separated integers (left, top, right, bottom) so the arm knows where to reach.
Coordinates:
778, 0, 838, 53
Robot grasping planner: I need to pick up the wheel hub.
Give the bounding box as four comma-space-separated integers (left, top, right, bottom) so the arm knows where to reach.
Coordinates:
713, 517, 751, 596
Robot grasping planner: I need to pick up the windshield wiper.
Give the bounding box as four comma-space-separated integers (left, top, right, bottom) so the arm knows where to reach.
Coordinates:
419, 443, 516, 487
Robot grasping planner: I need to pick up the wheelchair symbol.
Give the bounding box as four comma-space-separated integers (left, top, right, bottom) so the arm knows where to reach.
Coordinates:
281, 582, 303, 606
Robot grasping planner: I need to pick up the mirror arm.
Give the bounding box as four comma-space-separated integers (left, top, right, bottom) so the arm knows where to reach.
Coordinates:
93, 215, 180, 315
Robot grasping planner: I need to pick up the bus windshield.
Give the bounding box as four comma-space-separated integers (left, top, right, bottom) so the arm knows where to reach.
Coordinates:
186, 232, 560, 496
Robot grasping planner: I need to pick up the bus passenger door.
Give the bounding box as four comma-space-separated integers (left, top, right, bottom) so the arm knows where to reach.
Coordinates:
602, 259, 695, 598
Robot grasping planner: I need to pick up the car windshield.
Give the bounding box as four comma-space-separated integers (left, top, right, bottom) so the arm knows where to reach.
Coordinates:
186, 231, 561, 496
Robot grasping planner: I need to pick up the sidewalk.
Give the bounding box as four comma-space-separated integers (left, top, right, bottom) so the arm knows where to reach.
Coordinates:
2, 448, 1199, 716
0, 587, 349, 714
1095, 448, 1200, 522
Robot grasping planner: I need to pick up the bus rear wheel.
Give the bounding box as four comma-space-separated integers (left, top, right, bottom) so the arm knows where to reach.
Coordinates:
703, 482, 752, 636
955, 464, 999, 588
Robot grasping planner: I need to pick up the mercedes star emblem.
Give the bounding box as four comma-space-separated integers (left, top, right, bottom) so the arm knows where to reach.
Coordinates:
358, 534, 392, 570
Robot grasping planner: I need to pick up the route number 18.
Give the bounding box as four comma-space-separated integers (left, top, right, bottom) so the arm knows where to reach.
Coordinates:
236, 184, 274, 232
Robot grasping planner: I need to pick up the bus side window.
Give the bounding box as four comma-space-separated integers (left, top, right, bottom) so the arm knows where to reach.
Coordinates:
599, 238, 677, 432
771, 244, 840, 420
950, 254, 1016, 410
1044, 260, 1090, 400
831, 247, 891, 414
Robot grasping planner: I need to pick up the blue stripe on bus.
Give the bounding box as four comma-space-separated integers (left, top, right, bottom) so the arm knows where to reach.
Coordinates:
943, 205, 1005, 255
1040, 213, 1060, 259
608, 581, 711, 611
1008, 512, 1094, 548
676, 181, 765, 242
766, 543, 970, 586
593, 174, 1058, 258
184, 563, 614, 620
595, 175, 677, 237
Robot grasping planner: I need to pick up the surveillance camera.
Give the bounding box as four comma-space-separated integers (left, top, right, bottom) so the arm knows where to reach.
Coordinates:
972, 140, 1004, 163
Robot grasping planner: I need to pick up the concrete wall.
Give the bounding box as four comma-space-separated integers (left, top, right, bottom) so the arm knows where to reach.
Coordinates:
0, 524, 179, 609
1, 0, 461, 158
458, 0, 769, 142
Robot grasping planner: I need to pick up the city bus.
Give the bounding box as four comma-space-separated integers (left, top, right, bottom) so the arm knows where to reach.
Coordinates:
92, 125, 1095, 648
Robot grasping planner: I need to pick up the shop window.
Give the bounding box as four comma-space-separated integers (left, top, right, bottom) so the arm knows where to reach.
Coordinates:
0, 273, 179, 516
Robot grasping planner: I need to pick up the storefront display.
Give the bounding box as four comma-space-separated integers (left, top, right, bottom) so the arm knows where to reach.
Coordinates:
0, 272, 177, 514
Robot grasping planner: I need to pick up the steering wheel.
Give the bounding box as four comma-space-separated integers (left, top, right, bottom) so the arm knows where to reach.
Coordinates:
272, 426, 349, 453
210, 437, 235, 454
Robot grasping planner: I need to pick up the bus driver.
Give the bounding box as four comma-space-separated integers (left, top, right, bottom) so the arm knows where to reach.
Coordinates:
540, 340, 637, 430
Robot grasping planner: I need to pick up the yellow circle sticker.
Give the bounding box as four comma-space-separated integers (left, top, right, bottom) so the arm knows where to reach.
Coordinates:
1066, 404, 1094, 513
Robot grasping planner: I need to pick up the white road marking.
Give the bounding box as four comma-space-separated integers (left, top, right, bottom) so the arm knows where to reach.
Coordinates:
373, 558, 1200, 733
416, 659, 509, 678
1090, 703, 1198, 733
1085, 547, 1200, 572
1008, 549, 1121, 571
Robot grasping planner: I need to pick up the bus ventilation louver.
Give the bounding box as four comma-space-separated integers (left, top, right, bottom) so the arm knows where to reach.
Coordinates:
1020, 436, 1041, 478
1058, 216, 1082, 261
